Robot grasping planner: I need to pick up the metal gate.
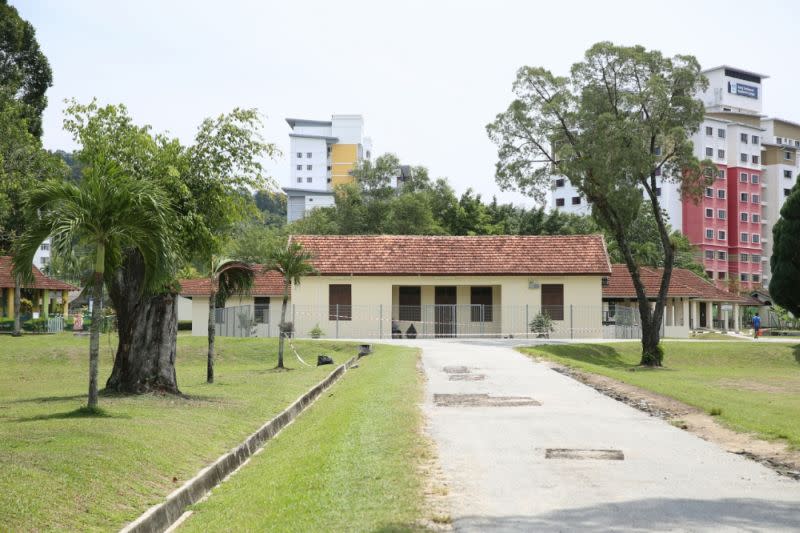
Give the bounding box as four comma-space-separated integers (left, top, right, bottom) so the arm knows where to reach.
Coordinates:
46, 316, 64, 333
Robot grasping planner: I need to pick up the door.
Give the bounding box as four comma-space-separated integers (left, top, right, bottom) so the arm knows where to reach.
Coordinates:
435, 286, 457, 338
699, 302, 707, 328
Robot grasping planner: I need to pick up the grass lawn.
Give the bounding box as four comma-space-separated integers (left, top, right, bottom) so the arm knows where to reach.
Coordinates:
688, 331, 748, 341
180, 340, 426, 532
0, 333, 415, 532
520, 341, 800, 449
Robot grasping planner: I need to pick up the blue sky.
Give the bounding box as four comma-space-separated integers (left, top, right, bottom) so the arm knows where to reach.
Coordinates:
17, 0, 800, 206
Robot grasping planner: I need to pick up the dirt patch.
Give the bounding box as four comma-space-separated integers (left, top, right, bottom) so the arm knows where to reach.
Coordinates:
539, 359, 800, 481
417, 358, 453, 531
433, 393, 540, 407
448, 374, 485, 382
442, 366, 470, 374
545, 448, 624, 460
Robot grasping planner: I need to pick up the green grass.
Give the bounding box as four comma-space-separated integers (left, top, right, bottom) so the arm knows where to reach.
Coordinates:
520, 341, 800, 448
181, 343, 425, 532
688, 331, 747, 341
0, 333, 414, 532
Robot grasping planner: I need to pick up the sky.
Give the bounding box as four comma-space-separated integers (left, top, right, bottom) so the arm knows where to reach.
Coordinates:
16, 0, 800, 207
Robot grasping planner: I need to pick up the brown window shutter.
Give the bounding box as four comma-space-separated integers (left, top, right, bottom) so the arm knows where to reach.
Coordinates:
541, 284, 564, 320
329, 284, 352, 321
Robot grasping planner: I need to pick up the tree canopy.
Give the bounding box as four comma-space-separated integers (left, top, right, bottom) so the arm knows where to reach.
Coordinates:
0, 0, 53, 138
486, 42, 713, 366
769, 175, 800, 317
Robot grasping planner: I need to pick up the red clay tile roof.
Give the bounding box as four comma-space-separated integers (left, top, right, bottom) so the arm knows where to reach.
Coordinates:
0, 256, 77, 291
179, 268, 286, 297
291, 234, 612, 276
603, 264, 756, 304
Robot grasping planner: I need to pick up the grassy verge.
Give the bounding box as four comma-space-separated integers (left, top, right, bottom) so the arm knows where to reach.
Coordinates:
0, 333, 399, 531
688, 331, 747, 341
181, 343, 425, 532
520, 341, 800, 448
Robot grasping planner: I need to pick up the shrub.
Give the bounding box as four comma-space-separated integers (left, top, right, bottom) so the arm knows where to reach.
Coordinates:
530, 312, 555, 338
178, 320, 192, 331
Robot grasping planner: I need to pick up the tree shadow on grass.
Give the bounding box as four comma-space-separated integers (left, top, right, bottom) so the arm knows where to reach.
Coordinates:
533, 344, 637, 370
793, 344, 800, 365
13, 406, 130, 422
9, 394, 86, 404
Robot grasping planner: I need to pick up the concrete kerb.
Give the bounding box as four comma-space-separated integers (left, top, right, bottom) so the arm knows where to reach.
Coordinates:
120, 355, 359, 533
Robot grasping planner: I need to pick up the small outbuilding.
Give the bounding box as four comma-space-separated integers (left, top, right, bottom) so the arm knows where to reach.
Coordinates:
602, 264, 757, 337
0, 256, 77, 319
179, 269, 287, 337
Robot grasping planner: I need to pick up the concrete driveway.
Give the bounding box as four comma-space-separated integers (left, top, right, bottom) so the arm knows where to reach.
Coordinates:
417, 340, 800, 532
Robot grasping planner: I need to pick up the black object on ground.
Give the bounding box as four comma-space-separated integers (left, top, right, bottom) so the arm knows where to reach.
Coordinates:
317, 354, 334, 366
405, 324, 417, 339
358, 344, 372, 357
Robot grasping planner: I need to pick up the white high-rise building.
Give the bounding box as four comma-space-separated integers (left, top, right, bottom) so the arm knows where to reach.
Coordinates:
33, 239, 50, 269
283, 115, 372, 222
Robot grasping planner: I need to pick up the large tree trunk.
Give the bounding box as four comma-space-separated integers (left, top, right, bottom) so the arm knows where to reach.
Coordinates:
12, 279, 21, 337
105, 249, 180, 394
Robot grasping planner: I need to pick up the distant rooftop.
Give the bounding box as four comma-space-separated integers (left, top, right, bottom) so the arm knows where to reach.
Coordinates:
285, 118, 332, 129
702, 65, 770, 80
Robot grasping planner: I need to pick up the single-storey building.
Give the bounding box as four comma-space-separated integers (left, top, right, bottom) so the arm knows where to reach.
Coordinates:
179, 270, 287, 337
289, 234, 612, 339
602, 264, 757, 338
0, 256, 77, 319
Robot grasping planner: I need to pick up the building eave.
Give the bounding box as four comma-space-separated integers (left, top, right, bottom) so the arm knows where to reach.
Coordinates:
285, 118, 332, 128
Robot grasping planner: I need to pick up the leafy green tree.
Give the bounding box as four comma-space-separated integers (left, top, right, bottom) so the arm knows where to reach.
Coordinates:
205, 258, 254, 383
350, 153, 401, 198
769, 176, 800, 317
253, 189, 287, 227
603, 200, 703, 275
0, 96, 67, 335
487, 42, 713, 366
14, 165, 174, 408
268, 241, 317, 369
0, 0, 53, 138
384, 191, 444, 235
61, 101, 276, 393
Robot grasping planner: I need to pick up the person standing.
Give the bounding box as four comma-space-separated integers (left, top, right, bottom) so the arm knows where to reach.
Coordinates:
752, 313, 761, 339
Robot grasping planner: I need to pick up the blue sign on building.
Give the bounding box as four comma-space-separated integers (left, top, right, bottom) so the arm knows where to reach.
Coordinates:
728, 81, 758, 99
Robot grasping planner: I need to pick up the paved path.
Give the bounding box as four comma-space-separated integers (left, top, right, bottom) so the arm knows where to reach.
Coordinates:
417, 340, 800, 532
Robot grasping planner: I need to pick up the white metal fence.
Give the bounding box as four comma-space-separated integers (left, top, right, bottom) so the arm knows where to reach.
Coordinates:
47, 316, 64, 334
213, 303, 615, 340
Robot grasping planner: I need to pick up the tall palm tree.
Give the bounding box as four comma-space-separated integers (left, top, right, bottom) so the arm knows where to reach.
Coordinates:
13, 165, 173, 409
268, 241, 317, 369
205, 257, 254, 383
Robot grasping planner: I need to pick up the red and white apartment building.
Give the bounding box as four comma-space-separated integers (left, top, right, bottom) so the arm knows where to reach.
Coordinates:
551, 65, 798, 292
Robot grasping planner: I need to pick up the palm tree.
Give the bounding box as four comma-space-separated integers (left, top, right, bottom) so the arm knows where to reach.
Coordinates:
205, 257, 254, 383
13, 165, 173, 409
268, 241, 317, 369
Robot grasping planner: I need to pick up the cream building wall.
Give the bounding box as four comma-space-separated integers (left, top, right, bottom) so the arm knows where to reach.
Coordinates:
189, 295, 285, 337
290, 274, 604, 339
